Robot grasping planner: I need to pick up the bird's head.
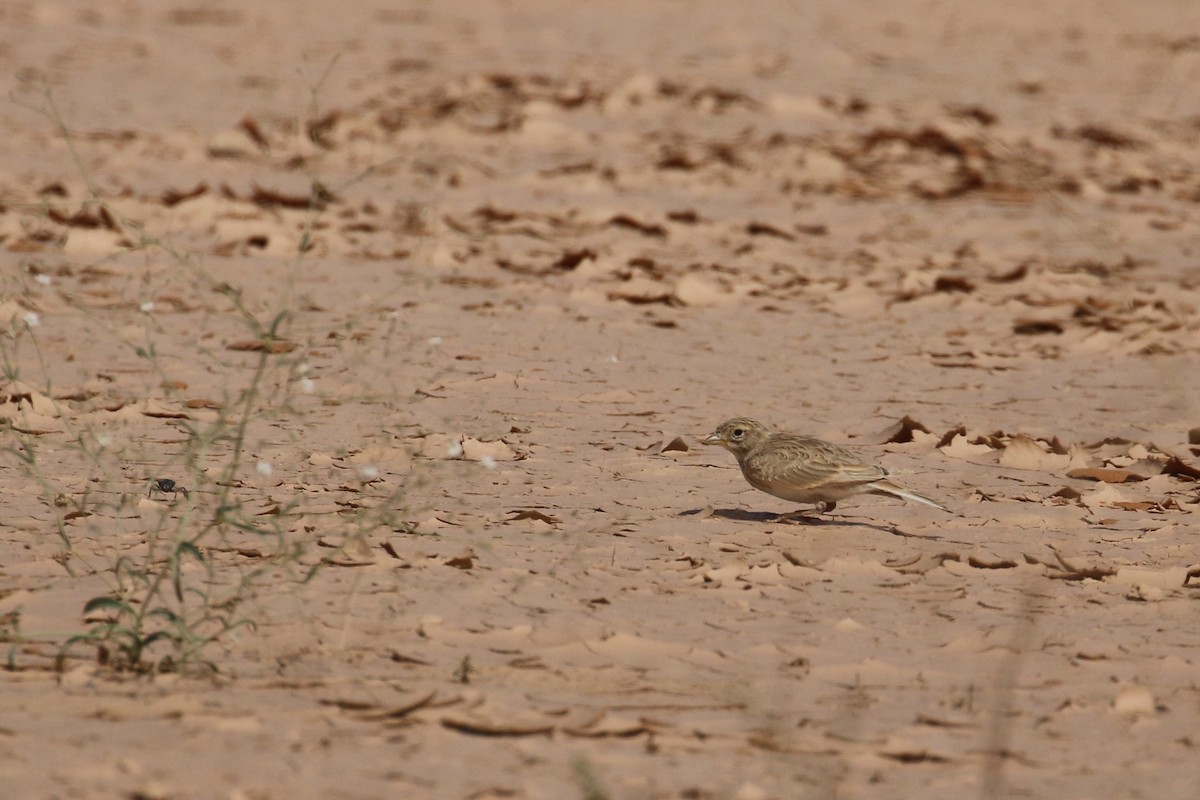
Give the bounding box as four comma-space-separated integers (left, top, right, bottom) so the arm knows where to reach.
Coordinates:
702, 417, 769, 456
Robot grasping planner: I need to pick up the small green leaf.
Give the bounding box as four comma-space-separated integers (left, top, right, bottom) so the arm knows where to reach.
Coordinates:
147, 608, 181, 624
82, 597, 134, 616
177, 541, 206, 564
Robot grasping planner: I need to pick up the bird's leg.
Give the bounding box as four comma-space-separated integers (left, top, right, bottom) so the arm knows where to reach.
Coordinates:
778, 504, 831, 524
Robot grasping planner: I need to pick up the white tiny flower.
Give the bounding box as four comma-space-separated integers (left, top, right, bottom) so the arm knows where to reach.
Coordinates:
358, 465, 379, 480
387, 310, 400, 320
34, 274, 52, 286
607, 354, 619, 363
428, 336, 443, 346
300, 378, 315, 394
255, 460, 273, 476
139, 301, 155, 313
23, 312, 40, 328
96, 433, 113, 448
296, 362, 310, 374
446, 441, 464, 458
480, 455, 497, 470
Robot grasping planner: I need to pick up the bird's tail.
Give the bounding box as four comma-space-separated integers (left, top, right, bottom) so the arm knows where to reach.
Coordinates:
867, 480, 952, 513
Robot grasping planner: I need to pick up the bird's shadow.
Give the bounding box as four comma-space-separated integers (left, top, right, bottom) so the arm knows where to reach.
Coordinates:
678, 507, 943, 539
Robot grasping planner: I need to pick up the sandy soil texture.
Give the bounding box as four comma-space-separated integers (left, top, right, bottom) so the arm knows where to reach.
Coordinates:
2, 1, 1199, 798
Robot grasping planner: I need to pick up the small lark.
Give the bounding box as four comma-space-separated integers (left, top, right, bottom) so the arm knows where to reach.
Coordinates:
703, 417, 951, 515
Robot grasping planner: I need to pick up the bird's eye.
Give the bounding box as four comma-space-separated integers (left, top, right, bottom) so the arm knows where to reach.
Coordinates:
732, 428, 744, 439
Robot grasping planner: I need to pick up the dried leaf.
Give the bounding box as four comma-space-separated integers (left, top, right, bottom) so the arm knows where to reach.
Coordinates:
226, 339, 299, 354
878, 745, 951, 764
563, 713, 649, 738
661, 436, 689, 453
1109, 501, 1158, 511
161, 183, 208, 207
1013, 319, 1064, 335
998, 435, 1069, 471
1041, 548, 1117, 581
608, 214, 667, 238
381, 539, 407, 559
184, 398, 223, 409
140, 400, 190, 419
551, 248, 596, 271
968, 556, 1018, 570
939, 433, 993, 461
933, 275, 974, 293
875, 415, 932, 444
935, 425, 967, 448
1066, 467, 1143, 483
461, 437, 517, 461
508, 509, 560, 524
445, 552, 475, 569
249, 182, 334, 210
441, 716, 554, 737
355, 691, 438, 721
320, 698, 377, 712
745, 221, 794, 240
1162, 457, 1200, 481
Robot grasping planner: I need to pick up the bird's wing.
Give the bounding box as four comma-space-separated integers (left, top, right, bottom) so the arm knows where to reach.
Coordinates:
750, 435, 887, 489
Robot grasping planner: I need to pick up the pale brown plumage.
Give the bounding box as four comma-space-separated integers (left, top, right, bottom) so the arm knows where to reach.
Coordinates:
703, 417, 951, 514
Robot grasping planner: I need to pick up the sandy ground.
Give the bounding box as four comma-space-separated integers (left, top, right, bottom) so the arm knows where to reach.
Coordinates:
2, 1, 1200, 798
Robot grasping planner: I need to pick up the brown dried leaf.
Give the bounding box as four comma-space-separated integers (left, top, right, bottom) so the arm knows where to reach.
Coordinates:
563, 713, 649, 738
988, 263, 1028, 283
608, 214, 667, 238
226, 339, 299, 353
440, 716, 554, 737
999, 435, 1069, 471
140, 400, 190, 419
662, 436, 690, 453
161, 183, 208, 207
320, 698, 376, 712
1109, 501, 1158, 511
1042, 548, 1117, 581
552, 248, 596, 271
1162, 457, 1200, 481
935, 425, 967, 449
249, 182, 334, 210
238, 116, 270, 147
508, 509, 560, 524
184, 398, 223, 409
607, 288, 676, 306
968, 556, 1018, 570
1013, 319, 1064, 335
354, 691, 438, 721
745, 221, 794, 240
445, 552, 475, 569
461, 437, 517, 461
1066, 467, 1142, 483
933, 275, 974, 293
875, 415, 932, 444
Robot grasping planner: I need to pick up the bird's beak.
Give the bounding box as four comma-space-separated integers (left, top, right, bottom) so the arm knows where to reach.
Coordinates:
702, 432, 723, 446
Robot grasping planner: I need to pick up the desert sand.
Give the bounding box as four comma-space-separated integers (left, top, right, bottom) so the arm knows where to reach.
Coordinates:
1, 1, 1199, 798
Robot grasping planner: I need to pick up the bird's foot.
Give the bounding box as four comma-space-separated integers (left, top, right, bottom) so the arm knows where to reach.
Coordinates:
777, 504, 834, 524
